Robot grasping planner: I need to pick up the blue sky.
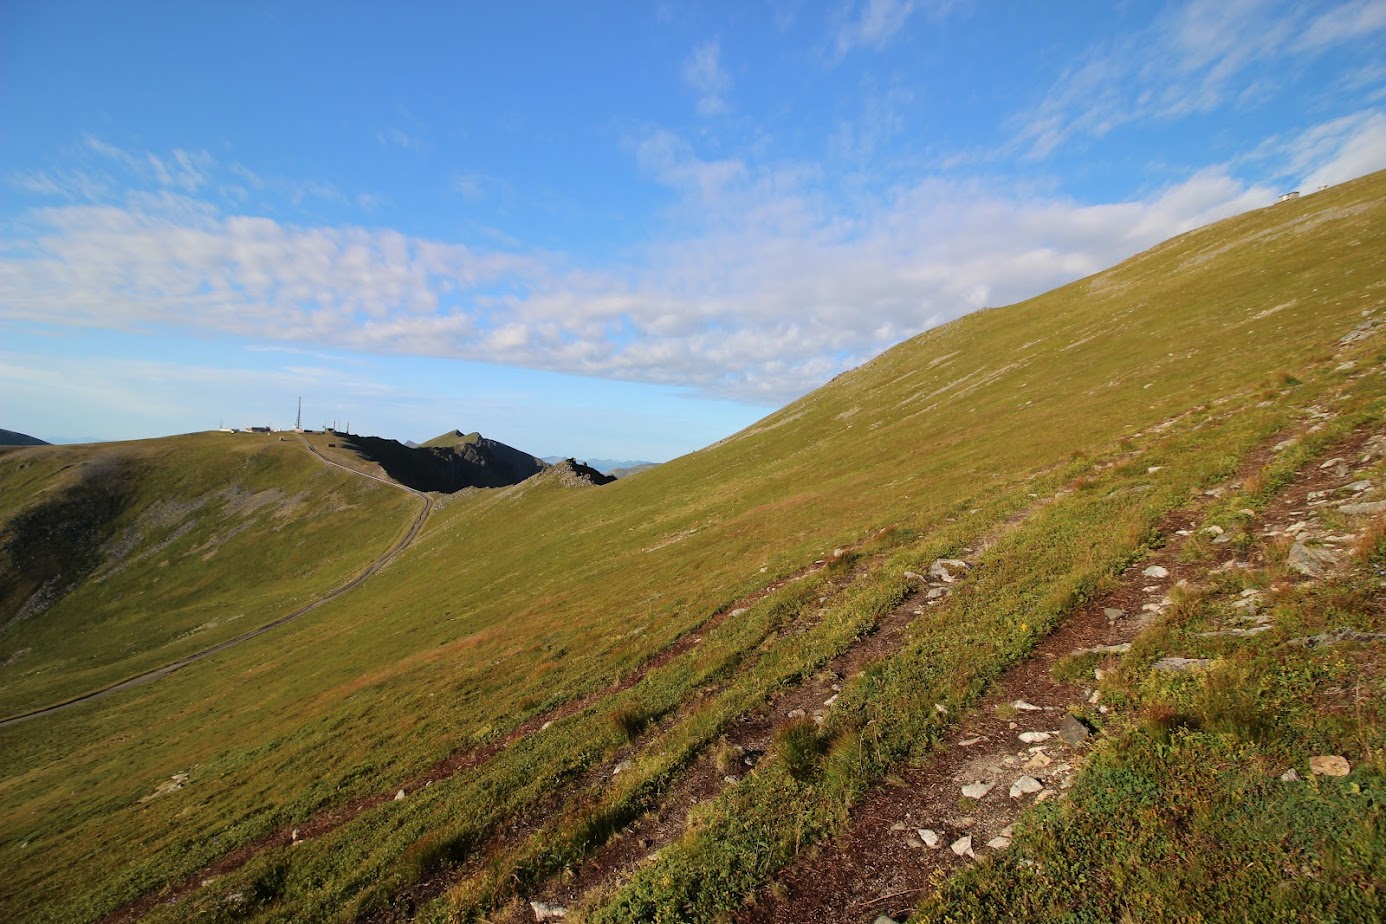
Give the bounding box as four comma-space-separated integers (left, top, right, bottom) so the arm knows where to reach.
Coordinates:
2, 1, 1384, 459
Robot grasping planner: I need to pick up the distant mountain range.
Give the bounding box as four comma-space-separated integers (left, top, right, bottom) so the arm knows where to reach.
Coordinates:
540, 455, 658, 476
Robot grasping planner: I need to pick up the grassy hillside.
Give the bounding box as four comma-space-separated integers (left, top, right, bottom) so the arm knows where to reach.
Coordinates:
0, 433, 420, 716
0, 171, 1383, 924
419, 430, 483, 449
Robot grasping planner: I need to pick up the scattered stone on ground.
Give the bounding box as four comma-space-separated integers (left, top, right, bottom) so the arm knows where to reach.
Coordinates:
1152, 657, 1212, 673
138, 772, 190, 803
1072, 642, 1131, 655
1286, 627, 1386, 648
1009, 776, 1043, 799
1011, 699, 1042, 711
1057, 715, 1091, 745
530, 900, 568, 921
1281, 768, 1301, 782
1142, 565, 1170, 579
961, 781, 995, 800
1310, 755, 1352, 777
950, 835, 974, 858
1287, 541, 1338, 577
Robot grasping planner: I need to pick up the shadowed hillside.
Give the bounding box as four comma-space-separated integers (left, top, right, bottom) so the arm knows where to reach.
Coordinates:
0, 429, 49, 447
0, 434, 419, 715
0, 454, 139, 636
1, 172, 1384, 924
343, 431, 547, 492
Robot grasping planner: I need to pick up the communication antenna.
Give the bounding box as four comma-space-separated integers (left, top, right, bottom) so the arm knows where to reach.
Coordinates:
295, 397, 303, 432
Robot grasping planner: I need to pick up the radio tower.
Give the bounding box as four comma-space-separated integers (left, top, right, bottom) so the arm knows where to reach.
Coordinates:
295, 397, 302, 432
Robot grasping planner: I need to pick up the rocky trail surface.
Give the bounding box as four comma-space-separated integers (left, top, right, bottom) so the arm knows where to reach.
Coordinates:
734, 421, 1386, 924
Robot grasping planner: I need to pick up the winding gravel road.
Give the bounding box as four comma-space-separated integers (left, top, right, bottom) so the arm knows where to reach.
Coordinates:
0, 439, 432, 728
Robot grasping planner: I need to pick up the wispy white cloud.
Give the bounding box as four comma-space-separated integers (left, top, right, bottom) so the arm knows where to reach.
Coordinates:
682, 40, 732, 116
829, 80, 914, 163
86, 135, 214, 192
376, 127, 429, 152
3, 114, 1380, 406
450, 172, 502, 201
1016, 0, 1386, 158
831, 0, 949, 58
8, 138, 362, 217
1296, 0, 1386, 49
8, 167, 114, 201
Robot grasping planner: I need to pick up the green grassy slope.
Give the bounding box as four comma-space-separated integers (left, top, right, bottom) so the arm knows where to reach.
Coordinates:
0, 171, 1383, 924
0, 433, 419, 715
418, 430, 482, 449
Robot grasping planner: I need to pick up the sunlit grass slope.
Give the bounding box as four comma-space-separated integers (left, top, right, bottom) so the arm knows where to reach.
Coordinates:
0, 170, 1383, 924
0, 433, 419, 715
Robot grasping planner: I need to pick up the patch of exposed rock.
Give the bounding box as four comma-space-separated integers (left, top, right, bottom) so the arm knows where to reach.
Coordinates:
547, 459, 617, 487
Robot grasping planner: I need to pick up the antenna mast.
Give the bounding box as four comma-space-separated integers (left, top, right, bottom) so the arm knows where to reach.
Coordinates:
295, 397, 302, 432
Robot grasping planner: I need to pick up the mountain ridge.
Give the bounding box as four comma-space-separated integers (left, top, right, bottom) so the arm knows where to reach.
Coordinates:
0, 428, 49, 447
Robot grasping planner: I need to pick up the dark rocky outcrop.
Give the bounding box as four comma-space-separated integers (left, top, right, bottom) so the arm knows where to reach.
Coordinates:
547, 459, 617, 487
341, 433, 548, 493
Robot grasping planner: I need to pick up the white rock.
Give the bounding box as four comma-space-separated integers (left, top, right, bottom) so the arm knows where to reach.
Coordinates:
918, 828, 941, 849
961, 781, 995, 800
934, 703, 948, 715
987, 836, 1012, 850
394, 789, 407, 801
1143, 565, 1170, 579
1287, 542, 1337, 577
1152, 657, 1211, 673
1018, 731, 1052, 743
1010, 776, 1043, 799
530, 900, 568, 920
1012, 699, 1042, 711
958, 736, 984, 747
1340, 501, 1386, 516
950, 835, 974, 857
1280, 768, 1301, 782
